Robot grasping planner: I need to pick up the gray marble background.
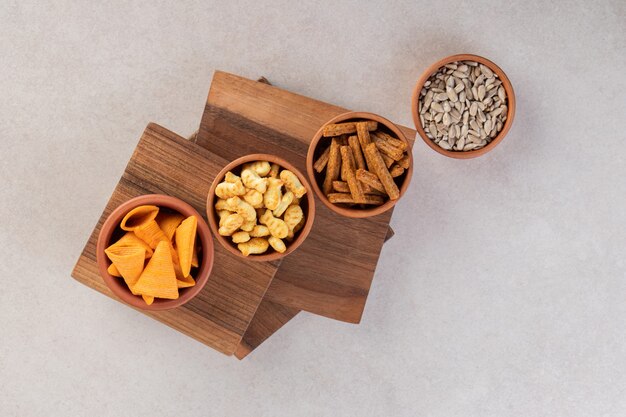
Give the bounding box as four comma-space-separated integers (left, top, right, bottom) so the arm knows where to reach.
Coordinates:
1, 1, 625, 416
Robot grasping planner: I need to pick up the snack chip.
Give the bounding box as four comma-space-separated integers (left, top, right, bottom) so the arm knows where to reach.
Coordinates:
107, 232, 153, 259
156, 212, 185, 241
134, 220, 168, 249
107, 263, 122, 277
104, 245, 146, 293
120, 205, 159, 231
191, 248, 199, 268
132, 241, 179, 300
175, 216, 198, 278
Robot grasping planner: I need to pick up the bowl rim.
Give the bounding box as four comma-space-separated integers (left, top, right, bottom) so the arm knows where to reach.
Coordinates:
96, 194, 214, 311
305, 111, 413, 218
206, 153, 316, 262
411, 53, 516, 159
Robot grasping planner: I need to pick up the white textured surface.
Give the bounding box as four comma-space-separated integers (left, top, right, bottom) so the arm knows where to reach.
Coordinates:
1, 1, 625, 416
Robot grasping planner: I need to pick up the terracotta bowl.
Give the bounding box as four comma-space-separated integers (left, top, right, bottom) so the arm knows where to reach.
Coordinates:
411, 54, 516, 159
206, 153, 316, 262
96, 194, 214, 311
306, 111, 413, 218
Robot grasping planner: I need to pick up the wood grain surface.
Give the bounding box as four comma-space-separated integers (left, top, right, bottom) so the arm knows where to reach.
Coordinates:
71, 123, 279, 355
196, 71, 416, 358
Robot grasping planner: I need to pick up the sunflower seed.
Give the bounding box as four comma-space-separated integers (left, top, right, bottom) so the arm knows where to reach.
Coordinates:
446, 86, 458, 102
477, 85, 486, 101
477, 109, 486, 123
498, 87, 506, 101
469, 102, 478, 116
430, 102, 444, 113
470, 119, 480, 132
424, 90, 434, 110
442, 112, 451, 126
456, 136, 465, 149
449, 124, 457, 139
480, 64, 494, 78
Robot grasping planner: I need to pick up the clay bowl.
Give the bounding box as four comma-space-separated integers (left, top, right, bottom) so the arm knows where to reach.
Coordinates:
411, 54, 516, 159
306, 111, 413, 218
207, 153, 315, 262
96, 194, 214, 311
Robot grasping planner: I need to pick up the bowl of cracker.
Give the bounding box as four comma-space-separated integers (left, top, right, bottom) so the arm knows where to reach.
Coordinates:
306, 112, 413, 218
207, 154, 315, 261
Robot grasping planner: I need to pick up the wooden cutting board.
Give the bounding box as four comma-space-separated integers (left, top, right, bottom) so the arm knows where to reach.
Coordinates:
71, 123, 280, 355
196, 72, 416, 358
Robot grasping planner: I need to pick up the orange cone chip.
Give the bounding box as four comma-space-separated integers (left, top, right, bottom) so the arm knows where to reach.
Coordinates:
142, 295, 154, 305
133, 220, 169, 249
107, 263, 122, 277
191, 247, 199, 268
175, 216, 198, 277
156, 212, 185, 241
107, 232, 153, 259
173, 263, 196, 288
120, 205, 159, 231
104, 245, 146, 293
132, 241, 179, 299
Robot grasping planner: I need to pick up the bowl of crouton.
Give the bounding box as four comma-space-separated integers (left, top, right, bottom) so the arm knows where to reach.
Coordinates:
306, 112, 413, 218
207, 154, 315, 261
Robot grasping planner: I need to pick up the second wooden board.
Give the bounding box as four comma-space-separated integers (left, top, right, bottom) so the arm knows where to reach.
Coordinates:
198, 71, 416, 327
